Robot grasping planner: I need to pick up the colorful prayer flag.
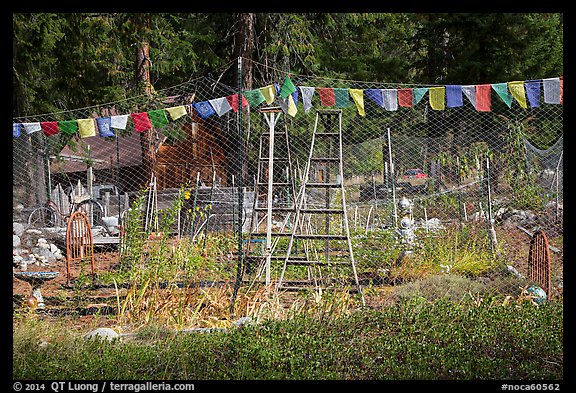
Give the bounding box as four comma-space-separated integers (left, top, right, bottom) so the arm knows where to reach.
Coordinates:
508, 81, 527, 109
349, 89, 365, 116
365, 89, 384, 107
148, 109, 170, 128
13, 123, 21, 137
192, 101, 216, 120
382, 89, 398, 111
226, 94, 249, 112
280, 75, 297, 99
110, 115, 129, 130
446, 85, 463, 108
131, 112, 153, 132
58, 120, 78, 135
243, 89, 266, 107
476, 84, 491, 112
429, 87, 445, 110
524, 80, 541, 108
462, 85, 476, 109
77, 118, 96, 138
209, 97, 233, 117
543, 77, 561, 104
491, 83, 513, 108
166, 106, 187, 120
397, 88, 413, 108
41, 121, 59, 136
299, 86, 315, 113
334, 88, 351, 108
22, 122, 42, 134
318, 88, 336, 107
96, 117, 114, 137
413, 88, 429, 106
259, 85, 276, 105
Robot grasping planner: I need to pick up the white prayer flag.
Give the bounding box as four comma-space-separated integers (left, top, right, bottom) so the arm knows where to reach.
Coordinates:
110, 115, 129, 130
209, 97, 233, 117
299, 86, 315, 113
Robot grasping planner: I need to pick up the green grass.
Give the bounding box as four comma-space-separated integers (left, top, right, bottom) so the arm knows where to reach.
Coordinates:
13, 297, 562, 380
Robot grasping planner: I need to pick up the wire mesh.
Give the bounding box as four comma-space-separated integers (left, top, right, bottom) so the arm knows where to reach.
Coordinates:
12, 58, 563, 303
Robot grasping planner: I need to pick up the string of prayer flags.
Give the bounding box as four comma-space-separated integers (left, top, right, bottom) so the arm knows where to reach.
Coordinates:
148, 109, 170, 128
413, 87, 429, 106
543, 77, 562, 104
318, 87, 336, 107
41, 121, 59, 137
349, 89, 365, 116
259, 85, 276, 105
398, 88, 413, 108
22, 122, 42, 135
110, 115, 129, 130
166, 105, 188, 121
78, 118, 96, 138
96, 117, 114, 137
58, 120, 78, 135
491, 83, 513, 108
192, 101, 216, 120
476, 84, 492, 112
525, 80, 541, 108
446, 85, 463, 108
429, 87, 445, 111
131, 112, 153, 132
508, 81, 528, 109
209, 97, 233, 117
299, 86, 315, 113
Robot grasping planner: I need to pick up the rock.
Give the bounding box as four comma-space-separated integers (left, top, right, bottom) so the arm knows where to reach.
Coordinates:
13, 222, 25, 236
233, 316, 254, 328
13, 235, 21, 248
84, 328, 121, 341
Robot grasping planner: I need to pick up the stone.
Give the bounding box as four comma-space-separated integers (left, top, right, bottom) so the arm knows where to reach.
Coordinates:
84, 328, 121, 341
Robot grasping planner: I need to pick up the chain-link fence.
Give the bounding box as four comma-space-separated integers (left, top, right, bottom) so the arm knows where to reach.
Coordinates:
12, 58, 563, 304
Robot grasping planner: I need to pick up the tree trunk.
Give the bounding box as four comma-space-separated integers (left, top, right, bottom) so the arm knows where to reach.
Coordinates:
234, 13, 255, 91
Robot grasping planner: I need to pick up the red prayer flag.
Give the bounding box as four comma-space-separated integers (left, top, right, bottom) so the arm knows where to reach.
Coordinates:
40, 121, 59, 136
318, 88, 336, 107
397, 88, 413, 107
131, 112, 152, 132
226, 94, 249, 112
476, 84, 491, 112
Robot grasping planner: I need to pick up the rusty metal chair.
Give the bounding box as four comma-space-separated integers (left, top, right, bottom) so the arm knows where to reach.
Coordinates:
65, 211, 95, 286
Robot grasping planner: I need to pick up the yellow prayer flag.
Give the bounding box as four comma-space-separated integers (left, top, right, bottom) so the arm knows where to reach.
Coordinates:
77, 118, 96, 138
508, 81, 527, 109
349, 89, 365, 116
429, 87, 445, 110
259, 85, 276, 105
166, 105, 188, 120
287, 95, 298, 117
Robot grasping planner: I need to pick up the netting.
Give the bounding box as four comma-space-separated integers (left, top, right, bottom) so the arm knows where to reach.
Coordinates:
12, 58, 563, 303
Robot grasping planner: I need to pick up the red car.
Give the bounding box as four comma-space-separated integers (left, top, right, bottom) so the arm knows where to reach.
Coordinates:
397, 168, 428, 189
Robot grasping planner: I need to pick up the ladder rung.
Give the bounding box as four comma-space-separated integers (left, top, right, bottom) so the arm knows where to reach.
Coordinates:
251, 232, 292, 237
294, 234, 348, 240
305, 182, 341, 188
310, 158, 340, 162
257, 182, 291, 186
254, 207, 295, 212
299, 208, 343, 214
286, 260, 350, 266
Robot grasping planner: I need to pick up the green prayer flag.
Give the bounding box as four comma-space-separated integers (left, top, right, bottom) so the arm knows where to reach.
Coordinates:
334, 88, 351, 108
280, 76, 297, 99
148, 109, 170, 128
491, 83, 513, 108
413, 88, 429, 105
244, 89, 266, 107
58, 120, 79, 135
